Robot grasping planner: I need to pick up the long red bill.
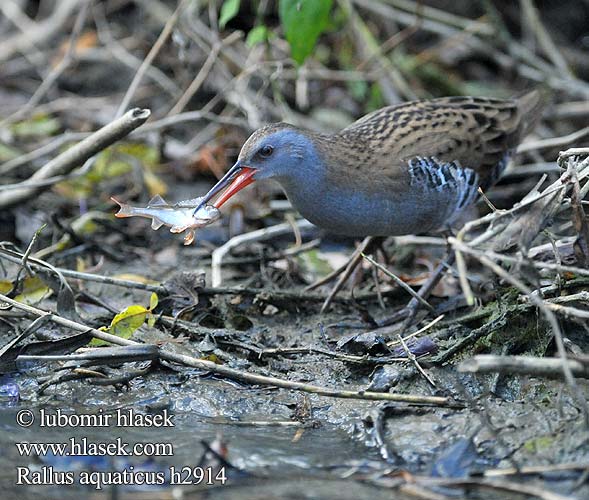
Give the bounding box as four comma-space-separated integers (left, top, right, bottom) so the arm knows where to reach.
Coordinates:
213, 167, 256, 208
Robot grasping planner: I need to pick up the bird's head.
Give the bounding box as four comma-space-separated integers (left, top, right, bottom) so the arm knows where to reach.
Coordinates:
195, 123, 321, 211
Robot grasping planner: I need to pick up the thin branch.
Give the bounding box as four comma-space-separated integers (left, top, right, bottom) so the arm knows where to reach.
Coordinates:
397, 333, 436, 387
0, 293, 457, 406
450, 237, 589, 426
167, 31, 242, 116
211, 220, 315, 287
115, 0, 188, 117
0, 246, 400, 305
0, 108, 150, 209
362, 252, 434, 311
0, 0, 92, 128
0, 0, 79, 63
518, 126, 589, 153
459, 354, 589, 378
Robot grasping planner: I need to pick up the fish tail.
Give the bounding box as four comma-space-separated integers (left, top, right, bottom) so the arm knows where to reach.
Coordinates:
110, 196, 133, 218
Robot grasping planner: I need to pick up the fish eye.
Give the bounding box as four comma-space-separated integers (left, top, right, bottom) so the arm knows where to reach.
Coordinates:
258, 145, 274, 158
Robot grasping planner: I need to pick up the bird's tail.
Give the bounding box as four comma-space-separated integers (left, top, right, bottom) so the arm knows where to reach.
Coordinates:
516, 87, 549, 138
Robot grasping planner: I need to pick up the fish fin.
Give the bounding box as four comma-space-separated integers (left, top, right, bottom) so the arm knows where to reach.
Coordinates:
147, 194, 167, 207
151, 218, 164, 230
169, 224, 189, 234
183, 230, 195, 245
110, 196, 133, 218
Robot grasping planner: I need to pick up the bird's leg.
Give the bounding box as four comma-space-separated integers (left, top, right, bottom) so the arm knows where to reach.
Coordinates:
375, 239, 392, 265
306, 237, 391, 292
319, 236, 380, 313
376, 238, 455, 330
400, 251, 456, 330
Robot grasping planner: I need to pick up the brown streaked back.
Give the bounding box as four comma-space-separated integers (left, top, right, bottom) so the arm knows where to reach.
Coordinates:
316, 89, 545, 192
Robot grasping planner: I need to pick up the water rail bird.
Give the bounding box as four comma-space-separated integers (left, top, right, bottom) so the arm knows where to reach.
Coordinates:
196, 89, 545, 319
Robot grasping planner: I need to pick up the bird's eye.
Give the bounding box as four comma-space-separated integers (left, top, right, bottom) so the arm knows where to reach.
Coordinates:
258, 145, 274, 158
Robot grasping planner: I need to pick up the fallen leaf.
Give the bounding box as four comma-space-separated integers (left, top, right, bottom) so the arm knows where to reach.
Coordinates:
14, 276, 52, 305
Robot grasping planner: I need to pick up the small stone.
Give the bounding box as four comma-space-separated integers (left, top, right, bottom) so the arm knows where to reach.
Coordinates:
262, 304, 279, 316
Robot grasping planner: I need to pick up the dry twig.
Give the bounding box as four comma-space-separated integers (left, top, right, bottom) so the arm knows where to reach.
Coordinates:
0, 293, 457, 406
0, 108, 150, 209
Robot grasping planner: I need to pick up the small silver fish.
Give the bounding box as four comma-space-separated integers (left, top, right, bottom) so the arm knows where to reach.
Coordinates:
111, 195, 221, 245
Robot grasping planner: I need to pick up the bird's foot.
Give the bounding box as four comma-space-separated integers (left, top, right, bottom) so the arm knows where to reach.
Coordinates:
371, 250, 456, 334
310, 233, 455, 335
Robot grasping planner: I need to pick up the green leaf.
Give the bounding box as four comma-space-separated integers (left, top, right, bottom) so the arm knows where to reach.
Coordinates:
116, 142, 160, 167
10, 114, 61, 138
149, 292, 159, 310
347, 80, 368, 101
147, 293, 159, 327
219, 0, 240, 29
296, 249, 333, 277
246, 25, 269, 47
0, 280, 14, 294
91, 301, 152, 347
56, 142, 162, 200
14, 276, 52, 305
143, 170, 168, 198
366, 83, 385, 112
110, 304, 148, 338
279, 0, 333, 65
0, 142, 21, 162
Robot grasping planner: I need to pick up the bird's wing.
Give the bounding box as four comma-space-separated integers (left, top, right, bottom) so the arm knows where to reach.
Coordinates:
405, 156, 480, 225
338, 94, 541, 189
